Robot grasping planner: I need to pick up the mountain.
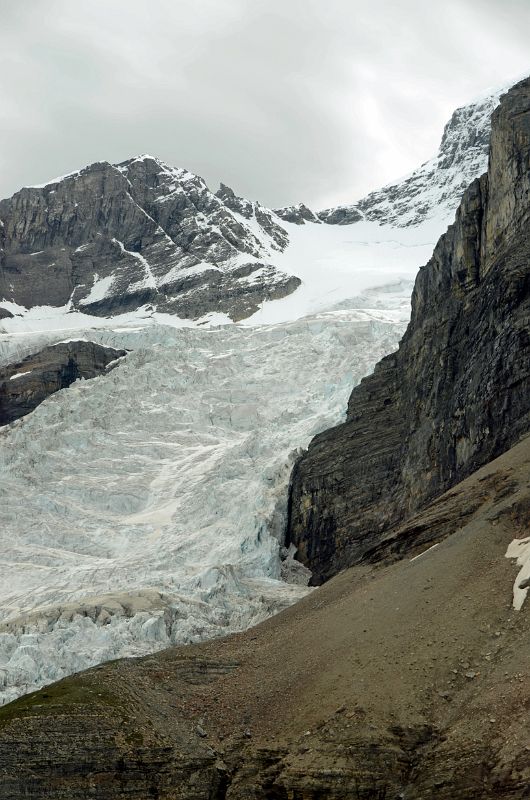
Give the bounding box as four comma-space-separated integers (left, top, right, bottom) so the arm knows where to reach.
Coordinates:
0, 76, 528, 799
318, 83, 507, 228
0, 78, 524, 708
0, 156, 298, 321
287, 76, 530, 583
0, 84, 508, 328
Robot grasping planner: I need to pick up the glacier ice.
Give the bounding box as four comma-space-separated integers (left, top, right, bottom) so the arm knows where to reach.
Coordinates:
0, 304, 407, 704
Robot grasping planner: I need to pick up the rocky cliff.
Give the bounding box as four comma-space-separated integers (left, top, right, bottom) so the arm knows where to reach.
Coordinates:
286, 77, 530, 582
0, 156, 298, 321
0, 341, 126, 425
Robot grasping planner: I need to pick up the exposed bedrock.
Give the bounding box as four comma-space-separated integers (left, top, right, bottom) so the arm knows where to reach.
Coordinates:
0, 341, 126, 425
272, 202, 321, 225
287, 77, 530, 583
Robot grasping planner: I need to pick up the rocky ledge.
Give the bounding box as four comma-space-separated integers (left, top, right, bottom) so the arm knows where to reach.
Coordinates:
0, 341, 126, 425
287, 77, 530, 583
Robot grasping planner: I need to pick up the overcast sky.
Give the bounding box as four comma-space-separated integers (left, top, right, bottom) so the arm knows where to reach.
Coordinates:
1, 0, 529, 208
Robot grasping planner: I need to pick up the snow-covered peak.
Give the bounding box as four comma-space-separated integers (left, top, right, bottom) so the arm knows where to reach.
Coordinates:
25, 161, 114, 190
353, 82, 515, 228
0, 155, 295, 322
2, 76, 526, 328
116, 154, 199, 184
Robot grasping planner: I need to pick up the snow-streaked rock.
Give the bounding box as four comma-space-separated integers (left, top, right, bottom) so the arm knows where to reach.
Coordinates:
0, 156, 297, 321
318, 81, 512, 230
1, 82, 516, 328
355, 84, 509, 227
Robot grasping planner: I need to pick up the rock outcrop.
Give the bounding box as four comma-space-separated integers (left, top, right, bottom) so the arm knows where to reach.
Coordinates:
0, 157, 297, 321
0, 436, 528, 798
317, 205, 364, 225
287, 77, 530, 582
0, 341, 126, 425
273, 203, 321, 225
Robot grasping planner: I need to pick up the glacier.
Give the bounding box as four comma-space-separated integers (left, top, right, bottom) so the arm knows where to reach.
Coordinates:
0, 80, 514, 705
0, 195, 488, 706
0, 297, 409, 705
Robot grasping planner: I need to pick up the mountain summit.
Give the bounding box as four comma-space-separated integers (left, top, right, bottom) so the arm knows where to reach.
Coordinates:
0, 155, 297, 321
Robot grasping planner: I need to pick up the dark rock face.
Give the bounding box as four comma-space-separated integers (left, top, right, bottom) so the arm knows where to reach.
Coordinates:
287, 77, 530, 583
215, 182, 254, 218
0, 157, 295, 321
272, 203, 321, 225
155, 262, 300, 322
214, 182, 291, 253
317, 205, 363, 225
0, 341, 126, 425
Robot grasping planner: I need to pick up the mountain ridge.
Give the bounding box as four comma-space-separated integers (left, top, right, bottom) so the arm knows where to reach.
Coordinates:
0, 81, 516, 326
0, 154, 298, 321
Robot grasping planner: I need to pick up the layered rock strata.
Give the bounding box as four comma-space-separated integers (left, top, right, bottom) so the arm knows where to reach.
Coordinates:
0, 157, 297, 321
0, 341, 126, 424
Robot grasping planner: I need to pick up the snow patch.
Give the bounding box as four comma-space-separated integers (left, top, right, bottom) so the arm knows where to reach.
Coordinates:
78, 274, 115, 306
27, 167, 85, 189
8, 371, 32, 381
111, 238, 157, 290
505, 535, 530, 611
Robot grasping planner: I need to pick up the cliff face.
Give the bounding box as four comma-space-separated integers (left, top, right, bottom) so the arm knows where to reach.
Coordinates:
287, 77, 530, 583
0, 341, 126, 425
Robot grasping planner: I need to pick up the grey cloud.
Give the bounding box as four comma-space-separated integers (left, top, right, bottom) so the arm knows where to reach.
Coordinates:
0, 0, 528, 208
